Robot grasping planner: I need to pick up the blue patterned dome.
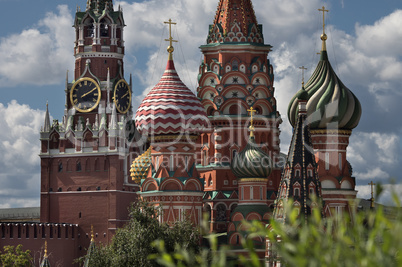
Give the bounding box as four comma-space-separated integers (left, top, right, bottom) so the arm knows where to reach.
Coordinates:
231, 135, 272, 179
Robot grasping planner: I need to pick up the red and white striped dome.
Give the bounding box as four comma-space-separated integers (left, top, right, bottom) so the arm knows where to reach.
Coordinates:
135, 59, 208, 136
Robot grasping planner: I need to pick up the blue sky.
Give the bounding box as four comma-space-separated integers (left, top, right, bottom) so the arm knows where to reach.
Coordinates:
0, 0, 402, 208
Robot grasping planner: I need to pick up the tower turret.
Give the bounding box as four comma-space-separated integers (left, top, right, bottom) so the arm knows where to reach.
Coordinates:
286, 7, 362, 217
197, 0, 282, 233
227, 107, 273, 249
134, 20, 208, 226
274, 86, 324, 224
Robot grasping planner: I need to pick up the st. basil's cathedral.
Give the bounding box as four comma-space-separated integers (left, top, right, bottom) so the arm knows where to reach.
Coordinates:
0, 0, 362, 265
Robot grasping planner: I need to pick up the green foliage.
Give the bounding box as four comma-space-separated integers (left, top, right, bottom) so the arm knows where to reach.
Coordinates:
80, 199, 200, 267
154, 194, 402, 267
0, 244, 33, 267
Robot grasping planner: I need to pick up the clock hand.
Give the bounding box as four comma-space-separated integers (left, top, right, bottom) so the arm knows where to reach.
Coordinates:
122, 92, 129, 98
81, 88, 97, 98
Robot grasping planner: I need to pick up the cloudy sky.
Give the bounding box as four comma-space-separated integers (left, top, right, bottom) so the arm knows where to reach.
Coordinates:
0, 0, 401, 208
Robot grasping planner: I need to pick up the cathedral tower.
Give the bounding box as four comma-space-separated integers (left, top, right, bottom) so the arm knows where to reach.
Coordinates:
197, 0, 282, 232
287, 7, 362, 217
133, 20, 209, 225
39, 0, 139, 255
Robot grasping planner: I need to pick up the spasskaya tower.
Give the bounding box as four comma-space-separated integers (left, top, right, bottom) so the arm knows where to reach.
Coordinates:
39, 0, 140, 256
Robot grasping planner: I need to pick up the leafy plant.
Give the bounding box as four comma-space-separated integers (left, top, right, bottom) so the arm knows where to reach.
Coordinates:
0, 244, 33, 267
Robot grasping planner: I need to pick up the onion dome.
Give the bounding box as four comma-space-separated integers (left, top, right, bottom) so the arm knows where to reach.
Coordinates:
130, 147, 152, 183
288, 51, 362, 130
135, 59, 208, 136
288, 16, 362, 130
231, 134, 272, 179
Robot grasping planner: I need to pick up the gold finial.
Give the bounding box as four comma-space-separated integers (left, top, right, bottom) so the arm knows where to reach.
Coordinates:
369, 181, 376, 208
44, 241, 48, 257
299, 66, 307, 87
247, 107, 257, 137
164, 19, 178, 60
90, 225, 94, 242
318, 6, 329, 51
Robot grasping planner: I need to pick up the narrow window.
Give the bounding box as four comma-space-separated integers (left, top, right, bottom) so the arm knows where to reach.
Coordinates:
184, 156, 189, 171
170, 155, 174, 171
17, 225, 21, 238
250, 186, 254, 200
260, 186, 263, 200
294, 188, 300, 197
325, 153, 330, 170
76, 161, 81, 172
339, 153, 342, 171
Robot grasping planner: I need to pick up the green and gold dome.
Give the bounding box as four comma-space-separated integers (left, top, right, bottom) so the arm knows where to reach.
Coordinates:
288, 24, 362, 130
130, 147, 152, 183
231, 110, 272, 179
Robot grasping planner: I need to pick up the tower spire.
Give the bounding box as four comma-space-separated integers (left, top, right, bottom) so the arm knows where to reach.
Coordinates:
164, 19, 177, 60
43, 101, 51, 132
318, 6, 329, 51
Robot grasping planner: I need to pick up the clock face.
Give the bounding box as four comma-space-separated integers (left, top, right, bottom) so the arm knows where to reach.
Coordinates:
113, 79, 131, 114
70, 77, 101, 113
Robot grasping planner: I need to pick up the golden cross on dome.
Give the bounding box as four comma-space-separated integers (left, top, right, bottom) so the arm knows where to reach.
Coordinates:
299, 66, 307, 86
318, 6, 329, 51
318, 6, 329, 34
164, 19, 178, 60
247, 107, 256, 137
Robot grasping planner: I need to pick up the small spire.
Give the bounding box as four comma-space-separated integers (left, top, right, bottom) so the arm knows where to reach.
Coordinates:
44, 241, 48, 257
43, 101, 51, 132
110, 104, 118, 129
318, 6, 329, 51
247, 107, 256, 137
164, 19, 178, 60
91, 225, 94, 242
369, 181, 376, 208
299, 66, 307, 87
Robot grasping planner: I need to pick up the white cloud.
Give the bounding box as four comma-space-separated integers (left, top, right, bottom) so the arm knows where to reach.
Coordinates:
0, 101, 45, 207
355, 10, 402, 58
354, 167, 390, 181
356, 183, 402, 206
0, 5, 74, 87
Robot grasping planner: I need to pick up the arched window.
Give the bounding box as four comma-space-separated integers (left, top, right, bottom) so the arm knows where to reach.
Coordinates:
229, 104, 240, 115
216, 204, 227, 221
294, 188, 300, 197
76, 161, 82, 172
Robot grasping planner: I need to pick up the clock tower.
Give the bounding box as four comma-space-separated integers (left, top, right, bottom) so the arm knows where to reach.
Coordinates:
39, 0, 140, 254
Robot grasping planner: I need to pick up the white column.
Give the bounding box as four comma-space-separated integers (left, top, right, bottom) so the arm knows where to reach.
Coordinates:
78, 25, 84, 46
